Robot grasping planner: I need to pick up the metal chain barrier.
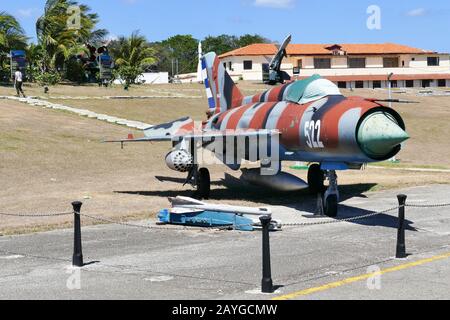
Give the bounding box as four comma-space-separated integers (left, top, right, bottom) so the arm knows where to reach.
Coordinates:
406, 203, 450, 208
282, 206, 400, 228
0, 211, 73, 218
77, 211, 228, 231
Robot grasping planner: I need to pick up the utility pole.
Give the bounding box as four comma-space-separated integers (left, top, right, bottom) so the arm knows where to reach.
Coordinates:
388, 72, 394, 108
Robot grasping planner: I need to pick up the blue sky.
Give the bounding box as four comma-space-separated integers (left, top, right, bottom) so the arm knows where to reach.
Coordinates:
3, 0, 450, 52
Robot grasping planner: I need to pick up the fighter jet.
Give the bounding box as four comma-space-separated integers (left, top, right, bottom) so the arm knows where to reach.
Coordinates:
107, 46, 410, 217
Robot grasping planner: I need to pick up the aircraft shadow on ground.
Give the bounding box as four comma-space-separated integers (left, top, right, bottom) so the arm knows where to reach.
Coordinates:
116, 175, 416, 231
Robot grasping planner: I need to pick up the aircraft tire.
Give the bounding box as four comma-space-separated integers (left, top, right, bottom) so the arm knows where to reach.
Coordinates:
308, 164, 325, 195
196, 168, 211, 200
324, 194, 338, 218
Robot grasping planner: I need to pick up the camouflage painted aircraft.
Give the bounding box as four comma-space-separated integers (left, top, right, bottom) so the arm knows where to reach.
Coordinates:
108, 49, 410, 217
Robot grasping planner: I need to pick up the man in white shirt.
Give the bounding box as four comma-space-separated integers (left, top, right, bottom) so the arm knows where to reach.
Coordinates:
14, 70, 26, 97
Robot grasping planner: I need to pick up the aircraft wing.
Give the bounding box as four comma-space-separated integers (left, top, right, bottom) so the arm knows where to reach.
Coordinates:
179, 129, 280, 141
104, 117, 195, 143
104, 117, 280, 144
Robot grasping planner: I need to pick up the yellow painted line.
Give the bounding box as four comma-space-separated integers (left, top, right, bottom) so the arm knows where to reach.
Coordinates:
273, 252, 450, 300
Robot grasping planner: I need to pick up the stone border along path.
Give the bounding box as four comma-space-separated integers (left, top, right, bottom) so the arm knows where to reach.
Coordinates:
16, 94, 202, 100
0, 96, 153, 130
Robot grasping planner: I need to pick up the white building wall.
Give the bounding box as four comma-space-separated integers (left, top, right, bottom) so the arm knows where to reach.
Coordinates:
221, 53, 450, 87
222, 55, 272, 81
138, 72, 169, 84
302, 57, 315, 69
366, 56, 383, 68
332, 57, 347, 68
114, 72, 169, 85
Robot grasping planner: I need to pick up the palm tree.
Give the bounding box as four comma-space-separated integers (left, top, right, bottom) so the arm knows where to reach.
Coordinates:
109, 31, 157, 87
36, 0, 108, 72
111, 31, 157, 69
0, 11, 28, 79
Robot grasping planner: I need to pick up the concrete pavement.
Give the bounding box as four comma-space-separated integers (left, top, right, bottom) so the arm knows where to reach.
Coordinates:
0, 184, 449, 300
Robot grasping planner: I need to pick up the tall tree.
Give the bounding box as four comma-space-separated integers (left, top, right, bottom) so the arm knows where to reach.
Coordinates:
160, 34, 199, 75
0, 11, 28, 79
237, 34, 270, 47
109, 31, 156, 68
35, 0, 108, 72
200, 34, 270, 56
109, 31, 157, 86
202, 34, 238, 55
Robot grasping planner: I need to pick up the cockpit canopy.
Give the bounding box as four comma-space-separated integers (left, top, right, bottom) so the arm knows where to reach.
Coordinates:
286, 74, 342, 104
242, 74, 342, 106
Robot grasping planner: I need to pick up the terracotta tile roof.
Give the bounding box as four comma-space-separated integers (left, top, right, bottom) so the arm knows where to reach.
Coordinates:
218, 44, 278, 58
219, 43, 437, 58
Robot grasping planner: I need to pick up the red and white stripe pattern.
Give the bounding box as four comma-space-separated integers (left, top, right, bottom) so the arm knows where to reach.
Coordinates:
242, 82, 296, 105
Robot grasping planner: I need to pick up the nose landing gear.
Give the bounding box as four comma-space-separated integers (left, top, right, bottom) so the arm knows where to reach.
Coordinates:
308, 165, 339, 218
323, 170, 339, 218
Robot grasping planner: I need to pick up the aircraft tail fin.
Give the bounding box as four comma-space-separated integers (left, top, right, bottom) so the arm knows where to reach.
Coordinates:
201, 52, 244, 115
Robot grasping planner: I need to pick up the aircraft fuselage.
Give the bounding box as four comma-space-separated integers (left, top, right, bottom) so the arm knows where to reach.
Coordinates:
204, 94, 408, 167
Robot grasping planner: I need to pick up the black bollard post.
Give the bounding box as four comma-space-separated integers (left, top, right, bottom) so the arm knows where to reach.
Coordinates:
396, 195, 407, 259
260, 215, 274, 293
72, 201, 84, 267
315, 192, 324, 216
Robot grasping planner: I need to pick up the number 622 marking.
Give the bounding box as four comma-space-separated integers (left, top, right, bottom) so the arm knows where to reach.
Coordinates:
304, 120, 325, 149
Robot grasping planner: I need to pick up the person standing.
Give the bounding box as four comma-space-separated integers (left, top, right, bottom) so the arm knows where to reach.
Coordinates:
14, 69, 26, 98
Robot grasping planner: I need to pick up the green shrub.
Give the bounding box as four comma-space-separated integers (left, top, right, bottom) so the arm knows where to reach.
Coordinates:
65, 59, 85, 84
114, 65, 142, 88
32, 69, 61, 86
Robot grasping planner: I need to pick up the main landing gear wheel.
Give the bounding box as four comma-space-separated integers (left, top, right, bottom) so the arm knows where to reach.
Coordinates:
194, 168, 211, 200
308, 164, 325, 195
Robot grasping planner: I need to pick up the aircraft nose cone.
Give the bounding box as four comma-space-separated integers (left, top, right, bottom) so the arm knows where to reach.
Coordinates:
358, 111, 409, 159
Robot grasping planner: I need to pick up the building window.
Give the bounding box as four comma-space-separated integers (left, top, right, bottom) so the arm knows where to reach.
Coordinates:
427, 57, 440, 66
383, 57, 399, 68
293, 67, 300, 75
338, 81, 347, 89
223, 63, 227, 69
373, 81, 382, 89
422, 80, 432, 88
389, 80, 398, 88
438, 79, 447, 87
243, 60, 253, 70
228, 62, 233, 70
297, 59, 303, 68
406, 80, 414, 88
355, 81, 364, 88
348, 58, 366, 68
314, 58, 331, 69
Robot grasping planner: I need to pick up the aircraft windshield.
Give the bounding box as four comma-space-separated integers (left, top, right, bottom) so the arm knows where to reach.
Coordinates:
286, 75, 342, 104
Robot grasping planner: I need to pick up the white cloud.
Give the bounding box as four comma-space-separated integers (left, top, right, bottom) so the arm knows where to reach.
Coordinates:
253, 0, 295, 9
17, 8, 34, 18
406, 8, 427, 17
